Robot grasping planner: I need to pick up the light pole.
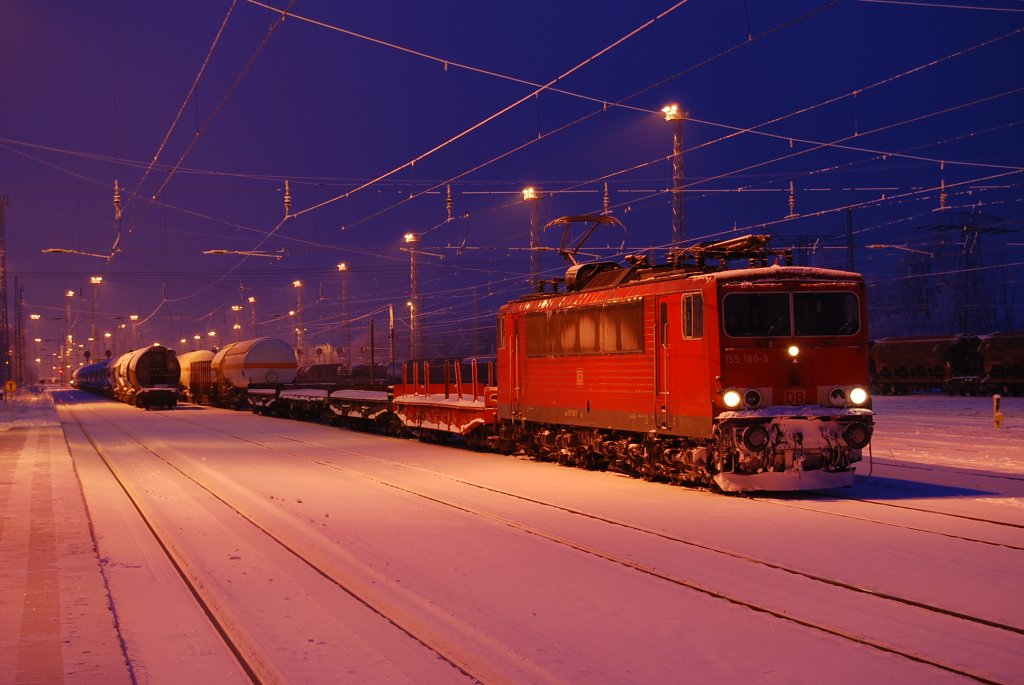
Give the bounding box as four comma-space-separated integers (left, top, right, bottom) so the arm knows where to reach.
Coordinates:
248, 296, 257, 336
523, 187, 541, 289
388, 303, 395, 379
337, 263, 351, 370
662, 104, 688, 245
129, 314, 139, 350
89, 276, 102, 360
63, 289, 74, 386
406, 301, 415, 360
30, 314, 41, 383
403, 233, 420, 360
231, 305, 243, 342
293, 280, 304, 363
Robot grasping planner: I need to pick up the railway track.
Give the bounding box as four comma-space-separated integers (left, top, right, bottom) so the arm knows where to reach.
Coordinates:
148, 407, 1024, 685
61, 403, 486, 684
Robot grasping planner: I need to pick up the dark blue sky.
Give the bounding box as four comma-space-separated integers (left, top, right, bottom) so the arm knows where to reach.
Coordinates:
2, 1, 1022, 366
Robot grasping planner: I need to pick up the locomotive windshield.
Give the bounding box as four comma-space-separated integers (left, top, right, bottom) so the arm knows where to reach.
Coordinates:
724, 291, 859, 338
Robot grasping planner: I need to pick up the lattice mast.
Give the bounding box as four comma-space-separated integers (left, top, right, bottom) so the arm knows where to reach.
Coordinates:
0, 196, 10, 385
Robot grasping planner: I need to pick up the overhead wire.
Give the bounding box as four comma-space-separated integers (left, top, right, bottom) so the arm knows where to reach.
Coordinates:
121, 1, 293, 261
120, 0, 239, 251
314, 18, 1024, 243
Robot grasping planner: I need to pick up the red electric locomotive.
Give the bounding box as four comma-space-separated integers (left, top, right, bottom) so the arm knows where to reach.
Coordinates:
494, 221, 873, 492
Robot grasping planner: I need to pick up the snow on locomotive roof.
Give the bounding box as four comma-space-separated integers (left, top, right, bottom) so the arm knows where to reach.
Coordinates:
503, 262, 863, 312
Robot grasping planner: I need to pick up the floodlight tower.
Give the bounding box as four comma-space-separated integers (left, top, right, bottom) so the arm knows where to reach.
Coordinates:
403, 233, 421, 360
89, 276, 103, 360
63, 290, 75, 386
337, 263, 351, 369
662, 104, 688, 245
523, 187, 541, 289
293, 280, 304, 363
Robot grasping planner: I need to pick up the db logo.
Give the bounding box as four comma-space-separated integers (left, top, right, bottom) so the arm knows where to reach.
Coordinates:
784, 389, 805, 404
576, 369, 584, 386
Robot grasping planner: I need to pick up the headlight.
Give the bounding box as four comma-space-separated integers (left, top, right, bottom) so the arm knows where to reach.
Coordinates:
829, 387, 847, 408
743, 389, 762, 408
849, 386, 868, 406
742, 425, 770, 451
722, 389, 742, 408
787, 345, 800, 358
843, 421, 872, 449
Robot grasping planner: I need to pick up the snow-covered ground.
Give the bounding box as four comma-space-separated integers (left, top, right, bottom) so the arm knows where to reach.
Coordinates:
0, 389, 61, 431
5, 390, 1024, 684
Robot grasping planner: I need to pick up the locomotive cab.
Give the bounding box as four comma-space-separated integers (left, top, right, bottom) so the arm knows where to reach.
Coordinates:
713, 271, 873, 491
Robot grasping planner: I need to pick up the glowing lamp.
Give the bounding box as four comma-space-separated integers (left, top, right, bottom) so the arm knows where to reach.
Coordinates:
722, 389, 742, 408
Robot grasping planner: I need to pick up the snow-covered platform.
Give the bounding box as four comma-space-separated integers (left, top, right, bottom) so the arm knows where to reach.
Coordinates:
0, 391, 131, 684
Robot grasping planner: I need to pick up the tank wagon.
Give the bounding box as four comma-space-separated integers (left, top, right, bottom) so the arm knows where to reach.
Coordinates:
72, 358, 115, 396
212, 337, 298, 410
177, 349, 215, 403
73, 345, 180, 409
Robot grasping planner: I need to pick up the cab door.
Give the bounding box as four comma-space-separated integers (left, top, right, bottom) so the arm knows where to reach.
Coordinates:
511, 316, 523, 419
655, 297, 674, 429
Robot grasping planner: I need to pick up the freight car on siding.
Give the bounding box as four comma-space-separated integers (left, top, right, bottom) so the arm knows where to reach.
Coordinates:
213, 337, 298, 410
74, 345, 180, 410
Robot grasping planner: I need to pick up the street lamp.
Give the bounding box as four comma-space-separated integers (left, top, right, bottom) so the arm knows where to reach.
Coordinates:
406, 301, 416, 360
293, 280, 304, 363
523, 187, 541, 288
231, 304, 243, 341
89, 276, 103, 360
63, 290, 74, 387
247, 296, 257, 336
129, 314, 139, 350
662, 103, 688, 245
337, 263, 351, 369
403, 234, 420, 360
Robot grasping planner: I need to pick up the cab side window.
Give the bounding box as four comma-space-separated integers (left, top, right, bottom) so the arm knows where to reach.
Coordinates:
683, 294, 703, 340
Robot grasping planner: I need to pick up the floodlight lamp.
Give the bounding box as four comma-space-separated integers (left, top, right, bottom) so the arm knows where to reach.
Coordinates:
662, 104, 683, 121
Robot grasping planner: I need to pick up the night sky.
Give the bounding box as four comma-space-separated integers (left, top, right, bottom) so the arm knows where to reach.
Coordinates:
2, 1, 1022, 375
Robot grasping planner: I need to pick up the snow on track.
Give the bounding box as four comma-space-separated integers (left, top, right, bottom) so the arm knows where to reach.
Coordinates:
57, 391, 1024, 684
